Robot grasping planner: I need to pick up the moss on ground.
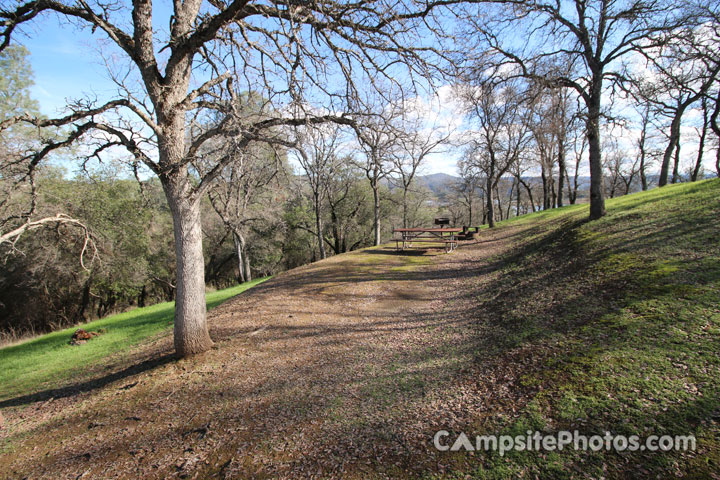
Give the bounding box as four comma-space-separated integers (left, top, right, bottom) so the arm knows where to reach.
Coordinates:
437, 180, 720, 478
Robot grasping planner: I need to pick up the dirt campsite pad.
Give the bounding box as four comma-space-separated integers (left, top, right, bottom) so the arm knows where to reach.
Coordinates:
2, 182, 720, 480
0, 232, 531, 479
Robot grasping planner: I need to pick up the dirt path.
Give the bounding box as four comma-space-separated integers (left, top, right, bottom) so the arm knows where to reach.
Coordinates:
1, 227, 538, 479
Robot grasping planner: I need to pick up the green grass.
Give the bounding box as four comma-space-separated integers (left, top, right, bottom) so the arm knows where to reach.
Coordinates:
0, 277, 269, 401
432, 179, 720, 479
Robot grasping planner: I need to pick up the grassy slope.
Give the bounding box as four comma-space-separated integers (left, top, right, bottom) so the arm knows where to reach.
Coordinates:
435, 179, 720, 479
0, 278, 268, 400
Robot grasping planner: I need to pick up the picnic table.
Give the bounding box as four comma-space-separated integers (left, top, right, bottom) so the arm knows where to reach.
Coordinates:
392, 227, 463, 253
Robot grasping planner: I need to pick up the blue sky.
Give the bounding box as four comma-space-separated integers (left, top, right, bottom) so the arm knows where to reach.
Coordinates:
11, 3, 712, 183
16, 9, 462, 176
20, 15, 114, 116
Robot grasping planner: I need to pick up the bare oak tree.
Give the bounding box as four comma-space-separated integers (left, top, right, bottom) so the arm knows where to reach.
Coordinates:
392, 112, 452, 228
1, 0, 441, 355
634, 32, 720, 186
460, 0, 693, 219
459, 80, 531, 228
207, 139, 284, 284
294, 124, 344, 260
352, 104, 403, 245
455, 156, 484, 225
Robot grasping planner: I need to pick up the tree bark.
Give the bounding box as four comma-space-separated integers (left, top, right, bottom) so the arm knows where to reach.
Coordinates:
692, 98, 708, 182
158, 28, 211, 356
402, 188, 409, 229
586, 80, 606, 220
660, 107, 685, 186
313, 191, 327, 260
232, 231, 252, 283
372, 179, 381, 245
486, 174, 495, 228
163, 174, 213, 357
557, 138, 565, 207
671, 138, 681, 184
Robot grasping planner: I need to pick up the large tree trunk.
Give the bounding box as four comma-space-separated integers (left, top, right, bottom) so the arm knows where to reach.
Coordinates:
660, 110, 684, 186
692, 99, 708, 182
586, 81, 606, 220
313, 191, 326, 260
402, 187, 409, 228
372, 180, 381, 245
712, 90, 720, 177
557, 138, 565, 207
486, 173, 495, 228
233, 231, 251, 283
671, 139, 681, 184
164, 174, 213, 357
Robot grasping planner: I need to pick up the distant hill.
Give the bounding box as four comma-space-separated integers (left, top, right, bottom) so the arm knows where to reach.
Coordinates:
415, 173, 596, 196
415, 172, 459, 195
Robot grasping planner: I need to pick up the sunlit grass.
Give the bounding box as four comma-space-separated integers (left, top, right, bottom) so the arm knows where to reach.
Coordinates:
451, 179, 720, 478
0, 278, 269, 400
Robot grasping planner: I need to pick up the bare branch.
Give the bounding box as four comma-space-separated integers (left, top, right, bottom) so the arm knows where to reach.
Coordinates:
0, 214, 97, 270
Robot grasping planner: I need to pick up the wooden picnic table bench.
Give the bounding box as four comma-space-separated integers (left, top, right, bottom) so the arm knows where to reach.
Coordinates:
392, 227, 463, 253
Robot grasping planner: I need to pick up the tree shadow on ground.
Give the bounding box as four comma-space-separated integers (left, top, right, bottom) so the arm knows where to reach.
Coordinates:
3, 182, 719, 478
0, 353, 176, 408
